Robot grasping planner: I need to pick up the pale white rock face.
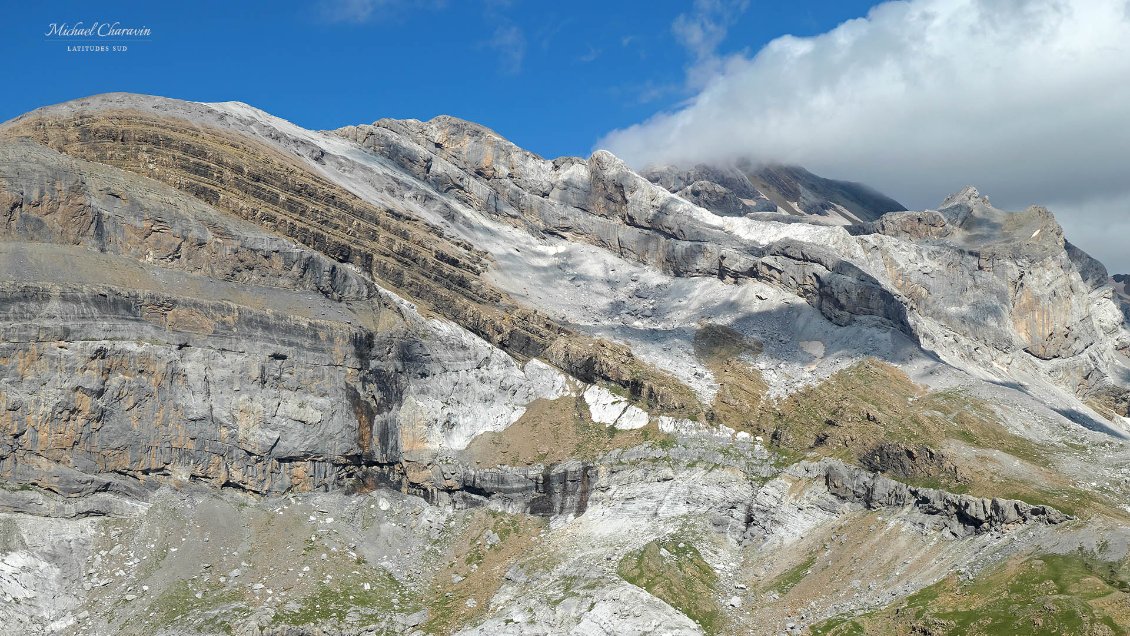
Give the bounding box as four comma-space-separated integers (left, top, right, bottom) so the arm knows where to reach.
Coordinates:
460, 584, 702, 636
614, 404, 650, 430
396, 318, 573, 451
742, 474, 844, 551
582, 385, 627, 425
582, 385, 651, 429
658, 416, 736, 440
0, 515, 98, 635
522, 359, 572, 401
566, 585, 704, 636
716, 214, 862, 253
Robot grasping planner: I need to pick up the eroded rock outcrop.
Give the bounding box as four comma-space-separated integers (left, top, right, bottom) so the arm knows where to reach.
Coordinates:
331, 113, 1127, 416
2, 102, 700, 416
393, 460, 598, 517
795, 459, 1070, 536
334, 118, 918, 338
0, 141, 403, 495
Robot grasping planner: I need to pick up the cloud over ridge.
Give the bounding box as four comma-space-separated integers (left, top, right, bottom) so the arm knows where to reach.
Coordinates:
598, 0, 1130, 271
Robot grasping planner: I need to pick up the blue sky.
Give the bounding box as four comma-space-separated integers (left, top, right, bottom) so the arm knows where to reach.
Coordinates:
3, 0, 880, 160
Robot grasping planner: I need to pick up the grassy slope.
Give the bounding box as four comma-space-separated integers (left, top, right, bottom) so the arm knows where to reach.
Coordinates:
424, 510, 548, 635
693, 329, 1114, 519
812, 550, 1130, 636
617, 538, 725, 635
461, 395, 674, 466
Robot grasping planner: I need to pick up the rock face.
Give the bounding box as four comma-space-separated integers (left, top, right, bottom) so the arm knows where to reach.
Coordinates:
793, 460, 1070, 537
329, 116, 1128, 418
1114, 274, 1130, 322
0, 134, 568, 496
406, 461, 598, 517
852, 188, 1128, 410
858, 442, 959, 483
644, 162, 907, 223
0, 140, 389, 495
0, 93, 1128, 636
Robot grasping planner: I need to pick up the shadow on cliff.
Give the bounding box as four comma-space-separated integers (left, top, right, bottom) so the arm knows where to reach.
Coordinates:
584, 300, 927, 382
1053, 406, 1129, 440
981, 379, 1128, 440
580, 301, 1130, 442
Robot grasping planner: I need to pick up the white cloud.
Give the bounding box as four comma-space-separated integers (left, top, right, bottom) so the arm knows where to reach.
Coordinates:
486, 23, 526, 75
598, 0, 1130, 273
578, 44, 601, 63
320, 0, 403, 23
672, 0, 750, 86
321, 0, 381, 22
319, 0, 446, 23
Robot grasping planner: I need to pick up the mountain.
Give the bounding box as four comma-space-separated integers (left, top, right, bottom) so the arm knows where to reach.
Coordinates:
1115, 274, 1130, 320
643, 162, 907, 223
1, 93, 1129, 636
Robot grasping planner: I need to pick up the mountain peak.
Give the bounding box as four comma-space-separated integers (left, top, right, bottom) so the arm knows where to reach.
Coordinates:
940, 185, 990, 209
643, 160, 906, 224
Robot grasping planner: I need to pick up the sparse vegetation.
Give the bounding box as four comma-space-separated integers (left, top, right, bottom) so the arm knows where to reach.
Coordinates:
462, 396, 674, 465
692, 353, 1108, 518
812, 550, 1130, 636
694, 324, 770, 432
617, 538, 725, 634
149, 580, 247, 634
424, 510, 547, 635
766, 554, 817, 596
271, 571, 412, 628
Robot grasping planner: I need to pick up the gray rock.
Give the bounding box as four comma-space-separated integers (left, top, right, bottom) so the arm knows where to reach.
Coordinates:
0, 93, 1125, 636
793, 459, 1070, 536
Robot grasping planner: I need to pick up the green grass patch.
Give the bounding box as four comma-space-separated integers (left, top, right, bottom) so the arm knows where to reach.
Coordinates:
766, 554, 817, 596
617, 538, 724, 634
810, 617, 867, 636
149, 580, 247, 634
812, 550, 1130, 635
272, 568, 414, 627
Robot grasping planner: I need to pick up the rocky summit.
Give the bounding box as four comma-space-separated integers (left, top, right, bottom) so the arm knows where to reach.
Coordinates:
1, 93, 1129, 636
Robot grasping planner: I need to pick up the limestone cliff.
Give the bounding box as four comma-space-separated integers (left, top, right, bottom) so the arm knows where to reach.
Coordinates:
1, 94, 1129, 636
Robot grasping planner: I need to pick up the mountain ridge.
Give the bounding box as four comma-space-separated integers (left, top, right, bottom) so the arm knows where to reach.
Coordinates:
643, 161, 907, 224
0, 93, 1129, 636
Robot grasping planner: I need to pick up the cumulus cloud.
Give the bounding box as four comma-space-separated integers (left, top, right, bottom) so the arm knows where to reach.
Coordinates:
598, 0, 1130, 272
